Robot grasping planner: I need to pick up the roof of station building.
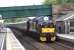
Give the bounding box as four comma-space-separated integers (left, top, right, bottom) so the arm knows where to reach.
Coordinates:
55, 12, 74, 21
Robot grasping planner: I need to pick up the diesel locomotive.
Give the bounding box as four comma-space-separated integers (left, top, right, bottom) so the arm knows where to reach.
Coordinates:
27, 16, 56, 42
8, 16, 56, 42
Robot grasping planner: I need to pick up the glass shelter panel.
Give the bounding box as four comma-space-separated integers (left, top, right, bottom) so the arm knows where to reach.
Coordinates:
56, 21, 65, 34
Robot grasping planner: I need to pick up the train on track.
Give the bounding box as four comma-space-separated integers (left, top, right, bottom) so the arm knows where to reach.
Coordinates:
8, 16, 56, 42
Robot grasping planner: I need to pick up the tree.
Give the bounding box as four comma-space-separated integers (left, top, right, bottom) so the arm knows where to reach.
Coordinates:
43, 0, 74, 5
43, 0, 57, 5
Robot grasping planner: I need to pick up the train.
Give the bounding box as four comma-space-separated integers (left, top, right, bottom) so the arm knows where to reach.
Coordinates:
8, 16, 56, 42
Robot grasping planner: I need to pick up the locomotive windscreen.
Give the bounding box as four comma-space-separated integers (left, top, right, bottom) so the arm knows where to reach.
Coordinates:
37, 16, 52, 25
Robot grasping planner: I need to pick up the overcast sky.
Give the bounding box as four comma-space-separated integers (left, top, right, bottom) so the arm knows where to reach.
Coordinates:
0, 0, 44, 7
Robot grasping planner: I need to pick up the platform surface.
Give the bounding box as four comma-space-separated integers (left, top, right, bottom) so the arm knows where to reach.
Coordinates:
6, 28, 25, 50
0, 32, 6, 50
57, 34, 74, 42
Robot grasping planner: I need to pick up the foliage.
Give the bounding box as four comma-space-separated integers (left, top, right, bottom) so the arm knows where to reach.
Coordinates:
43, 0, 74, 5
43, 0, 57, 5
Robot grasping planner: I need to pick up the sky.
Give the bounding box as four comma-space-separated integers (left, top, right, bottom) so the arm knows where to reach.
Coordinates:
0, 0, 44, 7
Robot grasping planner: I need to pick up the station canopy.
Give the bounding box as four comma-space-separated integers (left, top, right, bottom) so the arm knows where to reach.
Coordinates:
0, 5, 52, 19
55, 12, 74, 21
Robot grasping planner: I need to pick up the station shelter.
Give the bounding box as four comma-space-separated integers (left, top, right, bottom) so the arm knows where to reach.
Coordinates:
55, 12, 74, 35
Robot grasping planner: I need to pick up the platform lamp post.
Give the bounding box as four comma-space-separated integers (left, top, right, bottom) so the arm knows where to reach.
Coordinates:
0, 14, 4, 24
0, 14, 2, 20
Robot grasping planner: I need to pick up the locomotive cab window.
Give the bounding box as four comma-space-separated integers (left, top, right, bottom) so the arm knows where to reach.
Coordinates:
32, 22, 36, 29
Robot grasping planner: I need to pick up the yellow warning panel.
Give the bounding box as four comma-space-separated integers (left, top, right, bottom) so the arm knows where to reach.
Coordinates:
42, 28, 55, 33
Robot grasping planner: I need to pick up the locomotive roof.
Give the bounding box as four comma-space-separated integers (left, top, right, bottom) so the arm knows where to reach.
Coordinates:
34, 16, 51, 20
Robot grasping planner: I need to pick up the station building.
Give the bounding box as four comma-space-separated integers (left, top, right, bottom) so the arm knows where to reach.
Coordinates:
55, 12, 74, 35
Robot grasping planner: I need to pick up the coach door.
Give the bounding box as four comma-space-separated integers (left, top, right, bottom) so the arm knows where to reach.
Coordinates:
69, 19, 74, 35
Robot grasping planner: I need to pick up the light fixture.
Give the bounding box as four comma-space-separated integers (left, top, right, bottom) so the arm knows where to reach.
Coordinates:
43, 16, 49, 21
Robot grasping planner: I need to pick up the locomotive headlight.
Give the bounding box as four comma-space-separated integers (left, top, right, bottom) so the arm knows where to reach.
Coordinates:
43, 16, 49, 21
40, 37, 46, 41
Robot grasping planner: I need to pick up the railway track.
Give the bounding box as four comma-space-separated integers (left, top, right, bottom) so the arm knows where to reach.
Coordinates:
10, 28, 74, 50
46, 42, 74, 50
56, 38, 74, 48
11, 28, 54, 50
10, 28, 38, 50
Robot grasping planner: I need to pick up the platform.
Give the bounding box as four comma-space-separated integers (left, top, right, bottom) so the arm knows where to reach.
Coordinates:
6, 28, 25, 50
57, 34, 74, 42
0, 32, 6, 50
